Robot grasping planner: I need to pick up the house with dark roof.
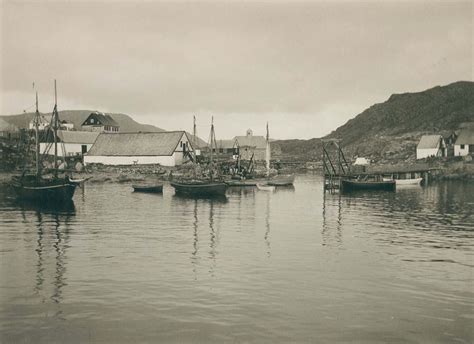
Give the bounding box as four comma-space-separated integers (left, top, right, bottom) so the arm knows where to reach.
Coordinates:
234, 129, 267, 160
40, 130, 100, 156
83, 131, 193, 166
81, 111, 120, 133
454, 128, 474, 156
416, 135, 446, 159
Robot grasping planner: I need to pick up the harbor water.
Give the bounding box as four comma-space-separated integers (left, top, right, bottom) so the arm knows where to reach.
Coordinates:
0, 175, 473, 343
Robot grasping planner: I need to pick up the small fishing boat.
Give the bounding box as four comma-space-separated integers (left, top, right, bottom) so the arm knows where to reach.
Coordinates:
341, 179, 395, 192
225, 178, 261, 186
170, 117, 227, 197
267, 174, 295, 186
171, 180, 227, 196
383, 177, 423, 186
132, 183, 163, 193
256, 183, 275, 191
10, 82, 78, 202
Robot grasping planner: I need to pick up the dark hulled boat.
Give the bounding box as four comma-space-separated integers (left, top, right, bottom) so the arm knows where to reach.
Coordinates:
341, 179, 396, 192
10, 82, 77, 202
132, 183, 163, 193
170, 180, 227, 196
11, 175, 77, 201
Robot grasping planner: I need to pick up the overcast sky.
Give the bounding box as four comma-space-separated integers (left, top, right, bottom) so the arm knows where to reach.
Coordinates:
0, 0, 472, 139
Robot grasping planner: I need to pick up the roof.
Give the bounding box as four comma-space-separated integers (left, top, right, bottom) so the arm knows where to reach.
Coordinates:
86, 131, 190, 156
234, 135, 266, 149
417, 135, 443, 149
216, 139, 237, 149
83, 112, 119, 127
58, 130, 100, 144
455, 129, 474, 145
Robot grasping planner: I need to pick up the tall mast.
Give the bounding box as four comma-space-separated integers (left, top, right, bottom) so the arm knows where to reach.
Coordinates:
193, 115, 197, 159
266, 122, 271, 177
53, 79, 59, 176
210, 116, 214, 165
35, 92, 40, 177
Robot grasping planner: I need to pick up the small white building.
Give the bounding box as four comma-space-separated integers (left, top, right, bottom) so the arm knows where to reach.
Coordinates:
84, 131, 193, 166
353, 157, 370, 166
416, 135, 447, 159
29, 114, 51, 130
40, 130, 100, 156
454, 129, 474, 156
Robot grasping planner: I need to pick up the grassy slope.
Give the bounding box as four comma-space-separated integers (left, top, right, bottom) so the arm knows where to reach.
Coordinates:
274, 81, 474, 162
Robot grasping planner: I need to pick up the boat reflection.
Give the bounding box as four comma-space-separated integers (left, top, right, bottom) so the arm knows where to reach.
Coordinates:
322, 191, 343, 247
26, 203, 75, 321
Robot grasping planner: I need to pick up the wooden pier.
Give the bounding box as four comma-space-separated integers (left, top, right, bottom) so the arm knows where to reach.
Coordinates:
322, 139, 350, 192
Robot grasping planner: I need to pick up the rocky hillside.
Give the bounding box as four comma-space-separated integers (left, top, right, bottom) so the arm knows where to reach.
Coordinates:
274, 81, 474, 163
1, 110, 165, 133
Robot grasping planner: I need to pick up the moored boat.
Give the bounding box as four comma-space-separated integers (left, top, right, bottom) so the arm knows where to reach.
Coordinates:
10, 84, 78, 202
132, 183, 163, 193
267, 174, 295, 186
383, 177, 423, 186
171, 180, 227, 196
341, 179, 396, 192
256, 183, 275, 192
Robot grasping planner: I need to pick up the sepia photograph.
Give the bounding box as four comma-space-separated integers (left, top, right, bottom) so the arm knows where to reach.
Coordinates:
0, 0, 473, 343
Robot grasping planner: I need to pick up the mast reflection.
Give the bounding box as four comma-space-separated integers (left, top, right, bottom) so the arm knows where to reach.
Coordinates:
322, 191, 343, 247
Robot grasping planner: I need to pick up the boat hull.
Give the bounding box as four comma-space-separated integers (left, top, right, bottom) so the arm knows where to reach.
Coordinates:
267, 174, 295, 186
11, 182, 77, 202
170, 181, 227, 196
132, 184, 163, 193
383, 177, 423, 186
341, 179, 396, 192
256, 183, 275, 191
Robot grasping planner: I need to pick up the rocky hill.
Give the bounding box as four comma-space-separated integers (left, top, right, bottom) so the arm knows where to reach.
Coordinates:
1, 110, 165, 133
274, 81, 474, 163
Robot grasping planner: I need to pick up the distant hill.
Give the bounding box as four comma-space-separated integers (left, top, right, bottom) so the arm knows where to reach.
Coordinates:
1, 110, 165, 133
274, 81, 474, 162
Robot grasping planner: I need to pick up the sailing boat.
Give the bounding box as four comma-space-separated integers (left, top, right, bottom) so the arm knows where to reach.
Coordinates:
10, 81, 77, 202
170, 117, 227, 197
265, 123, 295, 186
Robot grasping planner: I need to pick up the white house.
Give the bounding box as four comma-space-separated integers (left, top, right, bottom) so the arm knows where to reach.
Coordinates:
84, 131, 194, 166
454, 129, 474, 156
29, 114, 51, 130
40, 130, 100, 156
416, 135, 447, 159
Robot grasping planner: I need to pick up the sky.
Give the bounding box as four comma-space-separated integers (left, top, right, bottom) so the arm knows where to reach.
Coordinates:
0, 0, 472, 140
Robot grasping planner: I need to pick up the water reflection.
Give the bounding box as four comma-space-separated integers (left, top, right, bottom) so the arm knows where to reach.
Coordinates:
23, 202, 75, 321
322, 191, 343, 247
264, 192, 271, 257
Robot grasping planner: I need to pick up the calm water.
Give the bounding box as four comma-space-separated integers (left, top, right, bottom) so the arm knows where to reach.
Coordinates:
0, 175, 473, 343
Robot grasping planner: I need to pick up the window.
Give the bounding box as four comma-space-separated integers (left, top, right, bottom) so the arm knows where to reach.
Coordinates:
461, 144, 465, 149
81, 145, 87, 154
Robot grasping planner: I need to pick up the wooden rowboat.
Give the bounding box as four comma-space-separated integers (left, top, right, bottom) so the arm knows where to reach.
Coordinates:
341, 179, 395, 192
383, 177, 423, 186
132, 183, 163, 193
256, 183, 275, 191
170, 181, 227, 196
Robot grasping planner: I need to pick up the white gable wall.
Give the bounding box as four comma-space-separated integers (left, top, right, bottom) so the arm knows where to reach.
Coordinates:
416, 148, 441, 159
454, 144, 470, 156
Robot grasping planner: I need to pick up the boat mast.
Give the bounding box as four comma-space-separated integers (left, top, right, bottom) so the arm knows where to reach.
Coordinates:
35, 92, 40, 178
210, 117, 215, 181
266, 122, 270, 177
193, 115, 197, 160
52, 79, 59, 177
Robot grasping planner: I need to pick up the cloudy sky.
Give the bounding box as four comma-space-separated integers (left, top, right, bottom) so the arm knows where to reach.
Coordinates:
0, 0, 472, 139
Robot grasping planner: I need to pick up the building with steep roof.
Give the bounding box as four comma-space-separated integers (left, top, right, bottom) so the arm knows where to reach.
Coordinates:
40, 130, 100, 156
234, 129, 267, 160
83, 131, 193, 166
81, 111, 120, 133
416, 135, 446, 159
454, 128, 474, 156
